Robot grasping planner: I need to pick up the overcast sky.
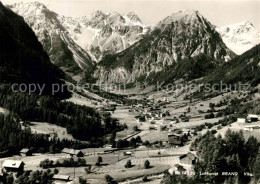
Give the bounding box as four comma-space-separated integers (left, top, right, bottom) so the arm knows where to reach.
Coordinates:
2, 0, 260, 30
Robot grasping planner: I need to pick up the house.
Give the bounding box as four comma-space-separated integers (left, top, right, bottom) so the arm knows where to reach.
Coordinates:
61, 148, 84, 157
2, 160, 25, 173
20, 148, 31, 157
135, 115, 146, 123
168, 133, 182, 146
179, 152, 196, 165
149, 125, 157, 130
53, 174, 71, 183
237, 118, 246, 123
247, 114, 259, 123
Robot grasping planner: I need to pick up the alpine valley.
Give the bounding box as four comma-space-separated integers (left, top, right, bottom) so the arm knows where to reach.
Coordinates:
0, 1, 260, 184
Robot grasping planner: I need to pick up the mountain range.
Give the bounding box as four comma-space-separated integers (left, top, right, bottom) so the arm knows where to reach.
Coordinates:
93, 10, 235, 84
4, 2, 260, 86
8, 2, 150, 79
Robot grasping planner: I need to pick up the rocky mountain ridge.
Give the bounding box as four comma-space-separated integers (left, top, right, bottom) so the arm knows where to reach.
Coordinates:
93, 10, 236, 84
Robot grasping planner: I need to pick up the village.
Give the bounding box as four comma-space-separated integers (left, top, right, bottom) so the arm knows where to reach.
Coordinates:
1, 90, 260, 184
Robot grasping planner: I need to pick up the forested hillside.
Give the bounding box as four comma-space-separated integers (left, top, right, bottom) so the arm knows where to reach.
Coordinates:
0, 1, 68, 96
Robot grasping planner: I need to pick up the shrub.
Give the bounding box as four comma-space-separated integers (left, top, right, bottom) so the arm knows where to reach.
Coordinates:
144, 160, 150, 169
124, 160, 132, 168
142, 176, 149, 182
105, 174, 114, 183
204, 112, 215, 119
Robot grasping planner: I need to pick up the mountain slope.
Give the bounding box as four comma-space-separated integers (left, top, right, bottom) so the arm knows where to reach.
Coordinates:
205, 44, 260, 86
216, 21, 260, 55
0, 2, 68, 96
93, 10, 235, 84
8, 2, 94, 77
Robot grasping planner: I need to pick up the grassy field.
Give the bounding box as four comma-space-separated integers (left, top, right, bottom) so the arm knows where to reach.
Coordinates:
112, 107, 141, 139
29, 122, 75, 140
216, 122, 260, 141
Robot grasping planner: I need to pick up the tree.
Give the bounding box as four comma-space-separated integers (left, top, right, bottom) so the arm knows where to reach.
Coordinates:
96, 156, 103, 166
129, 138, 137, 148
135, 136, 142, 143
79, 177, 87, 184
209, 103, 215, 109
105, 174, 114, 183
142, 176, 149, 182
133, 125, 139, 131
125, 160, 132, 168
204, 112, 215, 119
97, 156, 103, 163
54, 168, 59, 174
85, 165, 92, 174
144, 160, 150, 169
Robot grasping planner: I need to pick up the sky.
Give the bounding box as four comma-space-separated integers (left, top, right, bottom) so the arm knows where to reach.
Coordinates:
1, 0, 260, 30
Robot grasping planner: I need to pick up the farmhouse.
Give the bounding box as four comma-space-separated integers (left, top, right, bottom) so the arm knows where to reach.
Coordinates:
247, 114, 259, 123
168, 133, 182, 146
53, 174, 71, 183
179, 152, 196, 165
2, 160, 25, 173
20, 148, 31, 157
61, 148, 84, 157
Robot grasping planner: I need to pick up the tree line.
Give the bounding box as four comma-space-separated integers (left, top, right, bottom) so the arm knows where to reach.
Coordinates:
0, 85, 122, 142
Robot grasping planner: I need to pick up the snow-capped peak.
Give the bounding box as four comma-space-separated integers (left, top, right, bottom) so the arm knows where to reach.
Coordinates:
216, 21, 260, 55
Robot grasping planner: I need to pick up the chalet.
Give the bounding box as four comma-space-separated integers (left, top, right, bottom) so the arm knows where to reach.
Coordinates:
20, 148, 31, 157
53, 174, 71, 183
2, 160, 25, 173
179, 152, 196, 165
61, 148, 84, 157
247, 114, 259, 123
168, 133, 182, 146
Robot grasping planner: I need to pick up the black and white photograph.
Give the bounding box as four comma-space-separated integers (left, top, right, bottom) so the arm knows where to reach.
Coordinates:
0, 0, 259, 183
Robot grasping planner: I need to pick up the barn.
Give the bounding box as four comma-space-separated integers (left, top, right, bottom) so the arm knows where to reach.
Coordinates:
168, 133, 182, 146
20, 148, 32, 157
62, 148, 84, 157
179, 152, 196, 165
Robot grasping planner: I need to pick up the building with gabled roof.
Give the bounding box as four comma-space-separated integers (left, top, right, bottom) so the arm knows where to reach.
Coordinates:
20, 148, 32, 157
179, 152, 196, 165
2, 160, 25, 173
53, 174, 71, 183
247, 114, 259, 123
61, 148, 84, 157
168, 133, 182, 146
